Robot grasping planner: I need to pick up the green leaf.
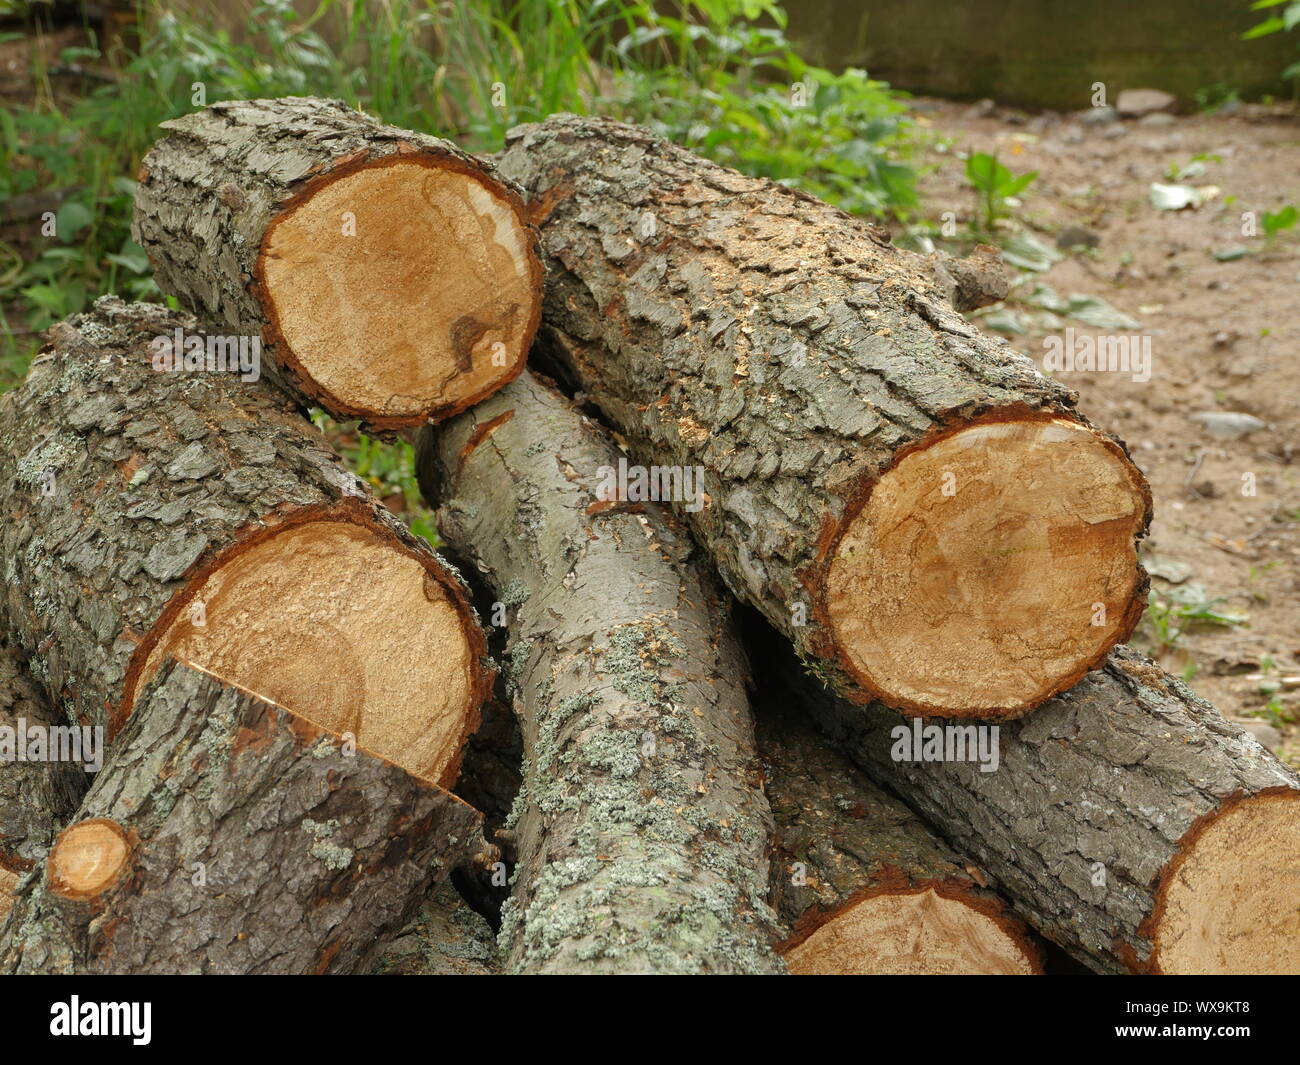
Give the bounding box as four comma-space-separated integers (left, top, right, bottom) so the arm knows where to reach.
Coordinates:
106, 239, 151, 275
1000, 170, 1038, 198
1262, 204, 1298, 235
965, 151, 999, 189
1243, 16, 1286, 37
21, 283, 69, 313
54, 200, 94, 239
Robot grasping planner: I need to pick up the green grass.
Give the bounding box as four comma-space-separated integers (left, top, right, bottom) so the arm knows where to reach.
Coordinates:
311, 411, 437, 545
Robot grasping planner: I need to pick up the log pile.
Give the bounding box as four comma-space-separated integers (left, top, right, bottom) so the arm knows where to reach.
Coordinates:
0, 98, 1295, 975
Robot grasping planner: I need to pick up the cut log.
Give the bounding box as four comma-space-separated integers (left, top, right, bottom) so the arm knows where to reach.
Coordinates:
0, 657, 485, 974
133, 97, 542, 433
374, 881, 500, 976
0, 298, 489, 787
417, 370, 784, 974
0, 639, 86, 874
495, 116, 1151, 718
759, 700, 1041, 975
752, 622, 1300, 975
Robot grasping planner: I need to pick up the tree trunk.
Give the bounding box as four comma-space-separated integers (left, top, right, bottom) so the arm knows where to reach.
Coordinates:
374, 881, 500, 976
417, 370, 784, 974
0, 658, 485, 974
0, 639, 86, 875
758, 700, 1041, 974
753, 623, 1300, 974
133, 96, 542, 434
495, 116, 1151, 719
0, 297, 488, 788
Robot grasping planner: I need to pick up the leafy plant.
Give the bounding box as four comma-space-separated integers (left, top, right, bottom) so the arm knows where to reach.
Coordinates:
1243, 0, 1300, 87
1140, 586, 1247, 654
1261, 204, 1298, 242
964, 150, 1037, 236
608, 2, 919, 216
311, 411, 438, 545
1251, 693, 1295, 728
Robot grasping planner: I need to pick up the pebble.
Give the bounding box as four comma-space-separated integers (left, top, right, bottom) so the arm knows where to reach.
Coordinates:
1079, 105, 1117, 126
1189, 411, 1267, 438
1116, 88, 1177, 117
1056, 225, 1101, 250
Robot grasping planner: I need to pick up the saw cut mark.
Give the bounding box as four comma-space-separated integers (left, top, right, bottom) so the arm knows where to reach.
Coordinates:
262, 158, 534, 418
48, 820, 129, 900
137, 519, 473, 785
785, 887, 1038, 975
827, 416, 1146, 714
1154, 791, 1300, 974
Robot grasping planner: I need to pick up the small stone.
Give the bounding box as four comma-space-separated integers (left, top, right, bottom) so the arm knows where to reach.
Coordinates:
1137, 112, 1177, 127
1056, 225, 1101, 250
1116, 88, 1177, 118
1189, 411, 1267, 439
1079, 105, 1117, 126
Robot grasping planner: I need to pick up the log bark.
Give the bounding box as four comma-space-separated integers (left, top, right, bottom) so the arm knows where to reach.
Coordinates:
0, 657, 484, 974
752, 622, 1300, 974
495, 116, 1151, 719
0, 297, 489, 788
417, 370, 784, 974
758, 700, 1041, 974
133, 96, 543, 434
374, 881, 500, 976
0, 639, 86, 875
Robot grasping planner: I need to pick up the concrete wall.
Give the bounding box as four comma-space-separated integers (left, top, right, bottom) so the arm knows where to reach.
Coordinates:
784, 0, 1298, 109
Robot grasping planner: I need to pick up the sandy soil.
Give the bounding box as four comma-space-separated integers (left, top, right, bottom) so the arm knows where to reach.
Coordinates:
909, 97, 1300, 765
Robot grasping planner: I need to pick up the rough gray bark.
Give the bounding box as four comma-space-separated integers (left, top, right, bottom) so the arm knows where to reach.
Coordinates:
930, 244, 1011, 312
495, 115, 1151, 718
417, 370, 784, 974
756, 627, 1300, 973
0, 658, 484, 974
374, 882, 500, 975
0, 639, 86, 874
0, 297, 487, 768
758, 700, 1040, 973
133, 96, 541, 434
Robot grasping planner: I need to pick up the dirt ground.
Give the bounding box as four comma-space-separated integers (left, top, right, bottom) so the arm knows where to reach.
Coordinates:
909, 97, 1300, 765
